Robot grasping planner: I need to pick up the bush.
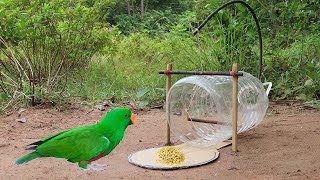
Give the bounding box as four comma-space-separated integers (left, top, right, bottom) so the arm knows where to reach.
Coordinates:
0, 0, 115, 110
1, 0, 319, 111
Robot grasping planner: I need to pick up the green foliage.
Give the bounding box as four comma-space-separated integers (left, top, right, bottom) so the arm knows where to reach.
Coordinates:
1, 0, 319, 111
0, 93, 8, 101
66, 0, 319, 106
264, 34, 320, 100
303, 100, 320, 109
0, 0, 115, 110
110, 0, 194, 36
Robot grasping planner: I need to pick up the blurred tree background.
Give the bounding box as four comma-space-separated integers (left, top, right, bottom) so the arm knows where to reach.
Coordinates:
0, 0, 319, 111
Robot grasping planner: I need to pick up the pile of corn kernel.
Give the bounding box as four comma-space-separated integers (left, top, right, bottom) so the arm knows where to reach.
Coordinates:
157, 146, 185, 165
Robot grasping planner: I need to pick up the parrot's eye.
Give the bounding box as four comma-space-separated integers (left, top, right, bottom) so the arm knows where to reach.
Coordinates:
124, 114, 128, 118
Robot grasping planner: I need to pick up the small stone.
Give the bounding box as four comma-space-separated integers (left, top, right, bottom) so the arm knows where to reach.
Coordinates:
17, 117, 27, 123
18, 108, 26, 114
0, 143, 10, 148
95, 105, 106, 111
228, 167, 238, 170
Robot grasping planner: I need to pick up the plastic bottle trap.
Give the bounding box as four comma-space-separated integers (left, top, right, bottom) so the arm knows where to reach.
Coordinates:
128, 0, 269, 170
128, 72, 271, 170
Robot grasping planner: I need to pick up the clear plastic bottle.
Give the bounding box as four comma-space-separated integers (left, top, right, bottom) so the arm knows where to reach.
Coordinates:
167, 72, 270, 147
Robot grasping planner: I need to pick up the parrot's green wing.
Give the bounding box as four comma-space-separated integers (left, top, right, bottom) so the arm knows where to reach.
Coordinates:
35, 125, 110, 163
27, 130, 68, 148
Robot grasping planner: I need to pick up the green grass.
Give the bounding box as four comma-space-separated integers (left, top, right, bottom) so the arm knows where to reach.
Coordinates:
1, 0, 319, 111
65, 30, 319, 107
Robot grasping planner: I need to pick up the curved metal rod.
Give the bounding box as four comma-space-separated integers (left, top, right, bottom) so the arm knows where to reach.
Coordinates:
193, 0, 263, 79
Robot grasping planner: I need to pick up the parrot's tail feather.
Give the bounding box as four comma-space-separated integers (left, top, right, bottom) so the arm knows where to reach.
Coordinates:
16, 152, 41, 165
25, 146, 37, 150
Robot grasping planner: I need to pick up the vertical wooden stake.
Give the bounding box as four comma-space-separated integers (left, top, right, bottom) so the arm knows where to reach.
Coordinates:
165, 64, 172, 146
232, 63, 238, 152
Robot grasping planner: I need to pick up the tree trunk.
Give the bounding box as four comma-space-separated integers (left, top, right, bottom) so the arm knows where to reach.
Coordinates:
127, 0, 131, 16
131, 0, 135, 16
141, 0, 144, 18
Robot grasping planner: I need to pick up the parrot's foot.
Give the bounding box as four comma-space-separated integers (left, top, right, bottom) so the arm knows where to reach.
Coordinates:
84, 162, 108, 171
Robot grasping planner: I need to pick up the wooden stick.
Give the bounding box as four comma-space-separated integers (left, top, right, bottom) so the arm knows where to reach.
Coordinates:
159, 70, 243, 76
185, 109, 230, 126
232, 63, 239, 152
187, 117, 231, 126
165, 64, 172, 146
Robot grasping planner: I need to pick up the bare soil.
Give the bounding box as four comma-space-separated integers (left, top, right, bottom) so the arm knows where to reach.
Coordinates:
0, 104, 319, 180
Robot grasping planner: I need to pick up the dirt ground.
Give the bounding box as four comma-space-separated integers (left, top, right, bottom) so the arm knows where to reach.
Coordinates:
0, 103, 319, 180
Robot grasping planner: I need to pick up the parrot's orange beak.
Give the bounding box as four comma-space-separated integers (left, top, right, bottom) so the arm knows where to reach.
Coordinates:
130, 113, 136, 125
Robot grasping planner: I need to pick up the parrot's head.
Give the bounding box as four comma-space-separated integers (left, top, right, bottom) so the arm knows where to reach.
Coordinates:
101, 108, 136, 129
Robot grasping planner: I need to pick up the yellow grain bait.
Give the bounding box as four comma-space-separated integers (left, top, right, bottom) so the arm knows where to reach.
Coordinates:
157, 146, 185, 165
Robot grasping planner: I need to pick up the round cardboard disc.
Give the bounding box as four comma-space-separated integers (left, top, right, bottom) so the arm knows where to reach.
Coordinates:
128, 143, 219, 170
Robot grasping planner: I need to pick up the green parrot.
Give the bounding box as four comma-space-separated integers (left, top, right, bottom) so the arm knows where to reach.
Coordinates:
15, 108, 136, 169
